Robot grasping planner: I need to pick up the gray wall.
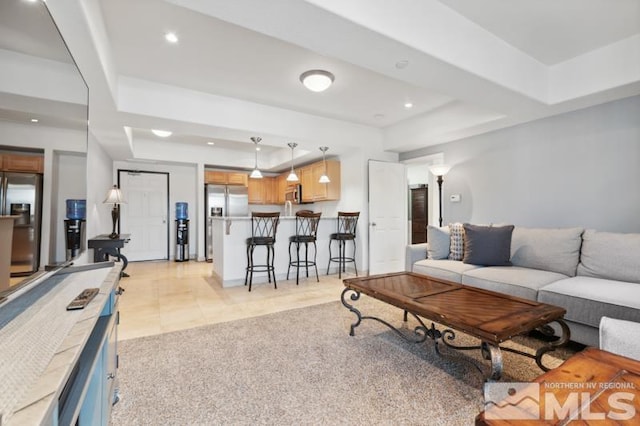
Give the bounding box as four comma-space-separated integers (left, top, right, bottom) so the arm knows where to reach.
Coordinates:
400, 95, 640, 232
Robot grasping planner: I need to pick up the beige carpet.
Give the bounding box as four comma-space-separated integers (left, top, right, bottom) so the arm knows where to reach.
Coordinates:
111, 297, 577, 425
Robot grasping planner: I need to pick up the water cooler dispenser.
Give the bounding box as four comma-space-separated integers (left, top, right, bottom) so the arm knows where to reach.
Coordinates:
175, 202, 189, 262
65, 199, 86, 260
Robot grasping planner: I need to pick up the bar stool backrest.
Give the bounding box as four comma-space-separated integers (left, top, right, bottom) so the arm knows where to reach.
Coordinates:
336, 211, 359, 237
295, 210, 322, 238
251, 212, 280, 241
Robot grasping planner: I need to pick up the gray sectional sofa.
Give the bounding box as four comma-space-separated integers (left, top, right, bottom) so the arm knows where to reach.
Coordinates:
405, 226, 640, 347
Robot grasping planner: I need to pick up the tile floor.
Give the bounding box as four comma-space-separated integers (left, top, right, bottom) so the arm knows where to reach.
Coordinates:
117, 260, 351, 340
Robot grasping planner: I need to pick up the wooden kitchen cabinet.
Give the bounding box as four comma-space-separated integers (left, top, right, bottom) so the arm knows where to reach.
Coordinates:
311, 160, 341, 201
299, 167, 314, 202
247, 178, 265, 204
205, 171, 227, 184
2, 153, 44, 173
205, 170, 248, 186
226, 172, 248, 186
276, 174, 286, 204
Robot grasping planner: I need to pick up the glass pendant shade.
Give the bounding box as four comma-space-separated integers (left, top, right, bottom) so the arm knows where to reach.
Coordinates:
429, 164, 451, 177
250, 168, 263, 179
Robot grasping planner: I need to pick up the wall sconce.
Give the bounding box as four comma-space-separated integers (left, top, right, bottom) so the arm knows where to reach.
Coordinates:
286, 142, 299, 182
428, 164, 451, 227
103, 185, 125, 239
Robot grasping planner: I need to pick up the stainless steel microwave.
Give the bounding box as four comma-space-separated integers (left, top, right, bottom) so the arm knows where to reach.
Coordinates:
285, 184, 302, 204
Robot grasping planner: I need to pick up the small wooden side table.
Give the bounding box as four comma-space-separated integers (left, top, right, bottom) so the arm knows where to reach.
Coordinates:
476, 347, 640, 425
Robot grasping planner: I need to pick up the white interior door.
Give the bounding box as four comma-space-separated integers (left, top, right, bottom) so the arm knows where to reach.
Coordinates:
119, 171, 169, 261
368, 160, 407, 275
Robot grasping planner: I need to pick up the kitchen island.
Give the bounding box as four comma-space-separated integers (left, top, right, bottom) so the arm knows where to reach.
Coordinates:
211, 216, 347, 287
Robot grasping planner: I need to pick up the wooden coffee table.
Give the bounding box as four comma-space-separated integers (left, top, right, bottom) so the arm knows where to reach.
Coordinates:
341, 272, 570, 381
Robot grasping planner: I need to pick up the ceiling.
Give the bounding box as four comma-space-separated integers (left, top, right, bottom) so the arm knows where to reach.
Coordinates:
4, 0, 640, 171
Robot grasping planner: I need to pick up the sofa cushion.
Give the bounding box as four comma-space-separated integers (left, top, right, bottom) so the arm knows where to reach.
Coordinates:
448, 223, 465, 260
510, 227, 583, 277
462, 266, 568, 301
412, 259, 482, 283
577, 230, 640, 284
426, 225, 450, 260
463, 223, 514, 266
538, 276, 640, 328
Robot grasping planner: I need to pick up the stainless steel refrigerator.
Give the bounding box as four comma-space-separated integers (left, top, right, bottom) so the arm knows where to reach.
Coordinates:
205, 184, 249, 261
1, 172, 43, 276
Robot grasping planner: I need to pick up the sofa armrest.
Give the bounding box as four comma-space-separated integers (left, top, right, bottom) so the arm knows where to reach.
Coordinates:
599, 316, 640, 361
405, 243, 428, 272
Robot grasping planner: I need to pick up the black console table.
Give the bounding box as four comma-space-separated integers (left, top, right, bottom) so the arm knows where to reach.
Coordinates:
88, 234, 131, 276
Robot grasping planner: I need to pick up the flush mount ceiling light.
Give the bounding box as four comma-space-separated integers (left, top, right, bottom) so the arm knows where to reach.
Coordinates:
165, 32, 178, 43
318, 146, 330, 184
249, 136, 263, 179
300, 70, 335, 92
151, 129, 172, 137
286, 142, 299, 182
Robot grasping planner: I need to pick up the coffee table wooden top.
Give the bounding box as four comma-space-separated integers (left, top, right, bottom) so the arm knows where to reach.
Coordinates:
476, 347, 640, 425
343, 272, 566, 344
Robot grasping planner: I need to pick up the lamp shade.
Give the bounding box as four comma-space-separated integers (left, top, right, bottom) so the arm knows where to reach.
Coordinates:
429, 164, 451, 177
103, 185, 125, 204
300, 70, 334, 92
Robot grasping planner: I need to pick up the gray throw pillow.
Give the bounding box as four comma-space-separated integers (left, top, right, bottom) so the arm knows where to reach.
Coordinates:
426, 225, 450, 259
462, 223, 515, 266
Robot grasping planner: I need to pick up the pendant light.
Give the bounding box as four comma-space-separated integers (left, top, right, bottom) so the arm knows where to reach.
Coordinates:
318, 146, 330, 183
286, 142, 299, 182
249, 136, 263, 179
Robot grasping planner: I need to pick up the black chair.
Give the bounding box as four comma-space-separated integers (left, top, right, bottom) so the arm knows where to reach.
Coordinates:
327, 211, 359, 279
287, 210, 322, 285
245, 212, 280, 292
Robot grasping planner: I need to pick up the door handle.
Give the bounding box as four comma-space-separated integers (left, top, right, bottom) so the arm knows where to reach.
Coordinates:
371, 222, 377, 227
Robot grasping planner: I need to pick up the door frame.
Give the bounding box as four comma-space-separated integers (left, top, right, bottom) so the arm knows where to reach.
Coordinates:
117, 169, 170, 261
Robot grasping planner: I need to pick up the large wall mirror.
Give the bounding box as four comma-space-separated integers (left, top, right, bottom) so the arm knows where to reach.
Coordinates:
0, 0, 88, 293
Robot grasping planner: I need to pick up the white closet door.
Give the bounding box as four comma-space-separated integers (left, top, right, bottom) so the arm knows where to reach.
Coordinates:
368, 160, 407, 275
119, 171, 169, 261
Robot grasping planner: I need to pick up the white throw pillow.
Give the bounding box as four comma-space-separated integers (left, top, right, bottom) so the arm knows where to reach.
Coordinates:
426, 225, 450, 259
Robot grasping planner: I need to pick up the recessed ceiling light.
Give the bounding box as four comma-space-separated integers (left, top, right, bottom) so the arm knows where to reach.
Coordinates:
395, 60, 409, 69
404, 102, 413, 109
151, 129, 172, 137
165, 32, 178, 44
30, 118, 39, 123
207, 141, 215, 146
300, 70, 335, 92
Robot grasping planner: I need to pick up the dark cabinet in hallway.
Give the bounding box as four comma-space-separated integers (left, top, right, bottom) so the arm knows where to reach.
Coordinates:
410, 186, 428, 244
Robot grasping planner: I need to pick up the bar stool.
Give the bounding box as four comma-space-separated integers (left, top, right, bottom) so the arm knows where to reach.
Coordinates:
245, 212, 280, 292
287, 210, 322, 285
327, 211, 359, 279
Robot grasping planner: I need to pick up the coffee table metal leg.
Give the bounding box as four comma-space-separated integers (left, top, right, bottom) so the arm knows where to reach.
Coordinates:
341, 288, 431, 342
535, 319, 571, 371
481, 342, 503, 381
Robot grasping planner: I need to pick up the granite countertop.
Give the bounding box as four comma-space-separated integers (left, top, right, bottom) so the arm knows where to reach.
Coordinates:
0, 263, 121, 425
